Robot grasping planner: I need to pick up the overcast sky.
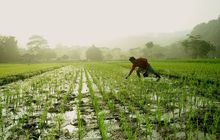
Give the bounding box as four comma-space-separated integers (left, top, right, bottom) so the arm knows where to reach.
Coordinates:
0, 0, 220, 47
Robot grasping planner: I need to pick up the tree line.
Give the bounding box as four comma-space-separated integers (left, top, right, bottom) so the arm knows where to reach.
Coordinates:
0, 35, 123, 62
191, 16, 220, 57
0, 34, 217, 63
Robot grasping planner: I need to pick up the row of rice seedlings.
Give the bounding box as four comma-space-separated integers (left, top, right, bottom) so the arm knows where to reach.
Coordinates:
145, 113, 153, 139
44, 68, 79, 139
0, 96, 3, 138
77, 69, 84, 140
98, 111, 108, 140
76, 104, 84, 140
50, 114, 64, 139
120, 110, 135, 140
109, 82, 144, 139
39, 101, 50, 133
87, 69, 128, 139
84, 69, 108, 140
35, 68, 73, 138
87, 68, 140, 139
32, 67, 77, 139
78, 69, 83, 105
108, 89, 138, 139
102, 76, 146, 136
38, 67, 78, 138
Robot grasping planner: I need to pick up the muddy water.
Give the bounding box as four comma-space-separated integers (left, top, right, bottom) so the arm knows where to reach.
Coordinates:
81, 70, 102, 139
63, 107, 78, 133
62, 70, 102, 139
62, 73, 79, 134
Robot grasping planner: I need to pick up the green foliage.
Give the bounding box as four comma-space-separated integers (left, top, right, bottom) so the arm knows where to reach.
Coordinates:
191, 16, 220, 57
25, 35, 56, 62
182, 35, 216, 58
27, 35, 48, 49
98, 112, 108, 140
0, 35, 19, 62
77, 105, 84, 140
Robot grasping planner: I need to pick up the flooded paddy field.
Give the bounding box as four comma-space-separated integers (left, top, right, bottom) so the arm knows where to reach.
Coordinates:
0, 62, 220, 139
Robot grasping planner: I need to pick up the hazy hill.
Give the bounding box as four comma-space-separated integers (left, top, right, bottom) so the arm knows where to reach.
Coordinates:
191, 16, 220, 48
98, 31, 189, 49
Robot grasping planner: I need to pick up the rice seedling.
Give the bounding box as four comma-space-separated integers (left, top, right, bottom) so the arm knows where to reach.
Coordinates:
76, 104, 84, 140
98, 111, 108, 140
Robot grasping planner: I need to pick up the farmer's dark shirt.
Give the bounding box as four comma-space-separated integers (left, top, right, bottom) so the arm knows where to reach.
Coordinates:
129, 58, 150, 75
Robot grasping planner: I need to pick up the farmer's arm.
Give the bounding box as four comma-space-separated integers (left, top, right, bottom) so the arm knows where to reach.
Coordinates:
126, 65, 135, 79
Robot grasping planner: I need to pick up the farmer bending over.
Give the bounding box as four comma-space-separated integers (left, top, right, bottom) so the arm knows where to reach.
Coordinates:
125, 56, 161, 80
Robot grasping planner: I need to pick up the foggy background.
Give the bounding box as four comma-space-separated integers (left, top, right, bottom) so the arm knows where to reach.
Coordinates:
0, 0, 220, 62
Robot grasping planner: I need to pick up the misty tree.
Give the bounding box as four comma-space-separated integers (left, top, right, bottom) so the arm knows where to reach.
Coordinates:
182, 35, 215, 58
165, 42, 189, 58
26, 35, 54, 61
142, 41, 154, 57
0, 36, 19, 62
86, 45, 103, 60
145, 41, 154, 49
27, 35, 48, 54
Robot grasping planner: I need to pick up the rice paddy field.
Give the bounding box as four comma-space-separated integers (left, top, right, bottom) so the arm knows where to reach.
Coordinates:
0, 60, 220, 140
0, 63, 63, 77
0, 63, 65, 86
